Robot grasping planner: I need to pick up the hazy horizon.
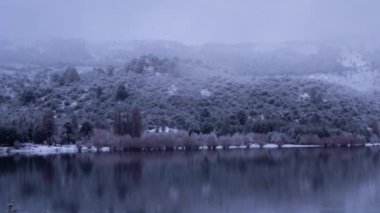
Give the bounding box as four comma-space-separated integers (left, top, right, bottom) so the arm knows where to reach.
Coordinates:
1, 0, 380, 45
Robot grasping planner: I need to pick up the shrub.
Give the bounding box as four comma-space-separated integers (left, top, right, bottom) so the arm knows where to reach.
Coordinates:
90, 128, 118, 148
35, 109, 56, 144
115, 84, 128, 101
252, 133, 268, 146
61, 122, 76, 144
19, 90, 36, 105
130, 107, 143, 138
62, 66, 80, 84
250, 120, 285, 133
237, 110, 248, 125
80, 122, 94, 140
293, 125, 331, 138
201, 121, 214, 134
0, 127, 18, 146
371, 119, 380, 137
50, 67, 80, 86
113, 110, 128, 135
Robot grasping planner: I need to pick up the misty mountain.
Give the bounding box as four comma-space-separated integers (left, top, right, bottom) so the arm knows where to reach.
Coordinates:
0, 38, 93, 64
1, 42, 380, 145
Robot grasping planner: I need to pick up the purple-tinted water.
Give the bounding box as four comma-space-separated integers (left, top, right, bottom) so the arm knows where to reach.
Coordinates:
1, 148, 380, 213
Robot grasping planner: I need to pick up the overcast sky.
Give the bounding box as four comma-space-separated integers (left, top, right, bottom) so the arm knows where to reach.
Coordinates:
0, 0, 379, 44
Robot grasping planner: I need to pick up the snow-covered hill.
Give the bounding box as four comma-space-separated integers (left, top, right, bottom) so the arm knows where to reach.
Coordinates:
309, 51, 380, 92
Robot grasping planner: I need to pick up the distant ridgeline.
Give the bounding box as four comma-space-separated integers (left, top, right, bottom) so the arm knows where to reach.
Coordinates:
0, 55, 380, 149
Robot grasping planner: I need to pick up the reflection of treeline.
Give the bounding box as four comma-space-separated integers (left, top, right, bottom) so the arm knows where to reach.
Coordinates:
1, 148, 380, 212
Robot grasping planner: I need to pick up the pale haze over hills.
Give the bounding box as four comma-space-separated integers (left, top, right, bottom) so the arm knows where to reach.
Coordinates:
1, 0, 380, 44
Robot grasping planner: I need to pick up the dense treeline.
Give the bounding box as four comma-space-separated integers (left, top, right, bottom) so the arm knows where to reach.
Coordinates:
0, 56, 380, 147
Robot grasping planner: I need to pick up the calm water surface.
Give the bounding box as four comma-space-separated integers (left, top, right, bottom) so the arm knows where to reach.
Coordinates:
1, 148, 380, 213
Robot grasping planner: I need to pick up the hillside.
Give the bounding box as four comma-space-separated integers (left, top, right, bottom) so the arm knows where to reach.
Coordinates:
1, 52, 380, 146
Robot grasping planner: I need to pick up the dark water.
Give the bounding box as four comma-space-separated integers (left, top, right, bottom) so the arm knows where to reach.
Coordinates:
1, 148, 380, 213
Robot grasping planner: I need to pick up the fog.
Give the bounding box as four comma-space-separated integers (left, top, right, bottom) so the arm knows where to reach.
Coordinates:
3, 3, 380, 212
1, 0, 380, 44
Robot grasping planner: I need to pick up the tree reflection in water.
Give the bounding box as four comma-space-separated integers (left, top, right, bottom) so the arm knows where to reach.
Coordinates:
1, 148, 380, 213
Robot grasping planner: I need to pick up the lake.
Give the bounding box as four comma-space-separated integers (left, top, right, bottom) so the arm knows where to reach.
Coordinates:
1, 148, 380, 213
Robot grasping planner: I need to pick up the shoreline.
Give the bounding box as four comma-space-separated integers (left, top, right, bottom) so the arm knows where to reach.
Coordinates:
1, 142, 380, 157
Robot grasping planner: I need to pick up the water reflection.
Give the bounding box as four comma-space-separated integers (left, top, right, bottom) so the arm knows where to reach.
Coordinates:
1, 148, 380, 213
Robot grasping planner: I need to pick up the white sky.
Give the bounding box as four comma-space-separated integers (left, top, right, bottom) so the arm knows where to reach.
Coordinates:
0, 0, 379, 44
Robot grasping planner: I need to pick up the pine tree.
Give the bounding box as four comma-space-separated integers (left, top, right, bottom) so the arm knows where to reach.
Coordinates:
61, 122, 75, 144
63, 66, 80, 84
107, 65, 114, 76
130, 107, 142, 138
371, 119, 380, 137
95, 86, 103, 99
115, 83, 128, 101
80, 122, 93, 140
114, 110, 128, 135
71, 114, 79, 139
41, 109, 55, 145
0, 127, 18, 146
237, 110, 248, 125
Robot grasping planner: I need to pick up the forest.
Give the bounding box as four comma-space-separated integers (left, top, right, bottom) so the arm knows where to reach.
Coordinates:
1, 41, 380, 149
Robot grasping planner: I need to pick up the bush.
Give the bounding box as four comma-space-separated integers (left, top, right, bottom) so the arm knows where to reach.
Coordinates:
0, 127, 18, 146
201, 121, 214, 134
52, 66, 80, 86
250, 120, 285, 133
80, 122, 94, 140
61, 122, 76, 144
90, 128, 119, 148
293, 125, 331, 138
126, 55, 178, 74
19, 90, 36, 105
115, 84, 128, 101
130, 107, 143, 138
41, 109, 56, 144
237, 110, 248, 125
62, 66, 80, 84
